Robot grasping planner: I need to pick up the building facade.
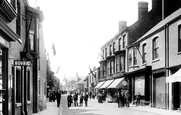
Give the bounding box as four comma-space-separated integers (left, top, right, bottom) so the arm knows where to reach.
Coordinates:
0, 0, 47, 115
126, 0, 181, 111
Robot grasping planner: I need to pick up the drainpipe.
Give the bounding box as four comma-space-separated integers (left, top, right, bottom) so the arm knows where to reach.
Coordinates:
165, 23, 170, 110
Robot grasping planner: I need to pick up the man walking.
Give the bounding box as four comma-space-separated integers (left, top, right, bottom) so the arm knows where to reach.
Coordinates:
67, 93, 72, 107
84, 92, 89, 107
56, 89, 61, 107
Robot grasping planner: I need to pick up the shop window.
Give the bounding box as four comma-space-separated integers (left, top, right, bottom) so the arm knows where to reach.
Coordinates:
152, 37, 159, 60
27, 70, 30, 100
16, 68, 21, 103
142, 43, 147, 63
178, 25, 181, 52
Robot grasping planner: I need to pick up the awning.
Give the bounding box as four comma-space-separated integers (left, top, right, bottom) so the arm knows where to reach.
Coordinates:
99, 79, 114, 89
95, 81, 105, 89
166, 68, 181, 83
107, 78, 126, 88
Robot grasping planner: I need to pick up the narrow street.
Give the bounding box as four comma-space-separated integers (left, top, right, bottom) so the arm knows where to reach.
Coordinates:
60, 94, 160, 115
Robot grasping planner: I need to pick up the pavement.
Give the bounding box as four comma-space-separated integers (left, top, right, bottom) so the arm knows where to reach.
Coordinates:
32, 101, 61, 115
32, 96, 181, 115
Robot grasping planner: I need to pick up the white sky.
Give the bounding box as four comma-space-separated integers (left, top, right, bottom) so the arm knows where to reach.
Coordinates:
29, 0, 151, 83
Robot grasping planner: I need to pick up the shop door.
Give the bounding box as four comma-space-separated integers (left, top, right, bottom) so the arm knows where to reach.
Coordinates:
0, 48, 10, 115
172, 82, 180, 110
155, 76, 166, 109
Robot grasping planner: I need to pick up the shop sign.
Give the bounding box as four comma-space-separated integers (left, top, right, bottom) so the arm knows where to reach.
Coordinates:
122, 80, 127, 86
14, 60, 31, 66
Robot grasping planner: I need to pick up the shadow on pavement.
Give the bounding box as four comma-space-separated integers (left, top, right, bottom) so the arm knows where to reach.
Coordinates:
63, 106, 103, 115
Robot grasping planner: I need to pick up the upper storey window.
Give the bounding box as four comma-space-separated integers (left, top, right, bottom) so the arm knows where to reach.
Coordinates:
128, 48, 132, 67
142, 43, 146, 63
133, 47, 137, 65
113, 42, 115, 54
119, 38, 121, 50
105, 48, 107, 58
178, 25, 181, 52
123, 34, 126, 49
109, 45, 112, 56
152, 37, 159, 60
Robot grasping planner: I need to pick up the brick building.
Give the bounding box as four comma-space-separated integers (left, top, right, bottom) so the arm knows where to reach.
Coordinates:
0, 0, 47, 115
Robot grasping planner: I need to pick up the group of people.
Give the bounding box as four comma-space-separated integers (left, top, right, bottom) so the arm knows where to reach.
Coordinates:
67, 92, 89, 107
116, 90, 130, 108
49, 89, 62, 107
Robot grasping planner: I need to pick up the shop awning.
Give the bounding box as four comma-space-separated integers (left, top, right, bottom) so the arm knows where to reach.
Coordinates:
99, 79, 114, 89
95, 81, 105, 89
107, 78, 126, 88
166, 68, 181, 83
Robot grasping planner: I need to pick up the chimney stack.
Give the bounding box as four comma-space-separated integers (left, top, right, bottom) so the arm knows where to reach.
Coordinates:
152, 0, 162, 10
138, 2, 148, 19
119, 21, 127, 32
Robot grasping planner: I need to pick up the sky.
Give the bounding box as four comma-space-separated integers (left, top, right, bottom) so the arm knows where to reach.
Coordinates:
29, 0, 151, 83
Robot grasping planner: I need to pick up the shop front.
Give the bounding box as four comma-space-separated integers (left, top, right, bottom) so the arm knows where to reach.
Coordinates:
107, 77, 127, 102
126, 66, 152, 105
166, 66, 181, 110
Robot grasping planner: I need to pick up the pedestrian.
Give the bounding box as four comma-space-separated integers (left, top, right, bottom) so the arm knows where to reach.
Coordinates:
98, 92, 103, 103
79, 93, 84, 106
67, 93, 72, 107
124, 90, 130, 107
73, 93, 78, 107
120, 90, 125, 107
84, 92, 89, 107
89, 91, 92, 99
116, 91, 120, 107
52, 91, 56, 102
136, 92, 141, 106
56, 89, 61, 107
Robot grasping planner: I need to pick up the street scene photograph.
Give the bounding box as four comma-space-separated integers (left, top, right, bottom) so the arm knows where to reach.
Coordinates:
1, 0, 181, 115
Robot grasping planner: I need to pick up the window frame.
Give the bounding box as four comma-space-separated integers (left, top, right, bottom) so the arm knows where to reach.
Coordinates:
16, 67, 21, 103
109, 45, 112, 56
123, 34, 126, 48
152, 37, 159, 60
133, 47, 138, 65
142, 43, 146, 63
128, 48, 132, 67
178, 25, 181, 52
119, 38, 121, 51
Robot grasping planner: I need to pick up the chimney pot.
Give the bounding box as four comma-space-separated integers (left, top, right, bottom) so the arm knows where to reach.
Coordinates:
119, 21, 127, 32
138, 2, 148, 19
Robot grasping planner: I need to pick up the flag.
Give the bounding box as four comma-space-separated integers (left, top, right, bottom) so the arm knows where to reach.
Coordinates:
56, 65, 60, 74
52, 43, 56, 56
89, 66, 96, 78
